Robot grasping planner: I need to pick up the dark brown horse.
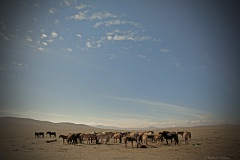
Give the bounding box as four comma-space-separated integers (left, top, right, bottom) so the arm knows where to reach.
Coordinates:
162, 131, 179, 145
35, 132, 44, 138
124, 136, 139, 148
59, 133, 71, 144
46, 131, 56, 138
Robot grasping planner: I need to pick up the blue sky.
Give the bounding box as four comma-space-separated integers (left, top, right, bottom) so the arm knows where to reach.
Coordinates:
0, 0, 239, 128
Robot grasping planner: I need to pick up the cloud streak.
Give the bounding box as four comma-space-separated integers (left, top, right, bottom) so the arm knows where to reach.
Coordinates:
70, 11, 118, 21
93, 19, 141, 28
104, 95, 214, 119
105, 112, 149, 118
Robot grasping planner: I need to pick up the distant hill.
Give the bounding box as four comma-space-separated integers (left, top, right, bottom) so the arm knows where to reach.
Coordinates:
92, 125, 161, 131
0, 116, 104, 136
1, 116, 238, 137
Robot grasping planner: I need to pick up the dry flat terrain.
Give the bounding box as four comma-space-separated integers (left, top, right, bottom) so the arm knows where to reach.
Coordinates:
0, 117, 239, 160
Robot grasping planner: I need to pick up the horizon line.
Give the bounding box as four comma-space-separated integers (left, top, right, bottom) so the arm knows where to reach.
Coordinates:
0, 116, 238, 130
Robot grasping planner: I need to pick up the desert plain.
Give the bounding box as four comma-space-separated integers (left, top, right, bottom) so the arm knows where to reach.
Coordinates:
0, 117, 240, 160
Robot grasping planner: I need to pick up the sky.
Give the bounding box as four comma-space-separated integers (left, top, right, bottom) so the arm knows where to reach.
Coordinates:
0, 0, 240, 128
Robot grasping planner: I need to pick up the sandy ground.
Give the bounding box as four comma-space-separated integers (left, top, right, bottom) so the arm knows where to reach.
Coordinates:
0, 117, 240, 160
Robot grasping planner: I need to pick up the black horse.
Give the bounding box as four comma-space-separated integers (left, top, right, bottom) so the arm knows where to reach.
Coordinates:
35, 132, 44, 138
46, 131, 56, 138
162, 131, 178, 145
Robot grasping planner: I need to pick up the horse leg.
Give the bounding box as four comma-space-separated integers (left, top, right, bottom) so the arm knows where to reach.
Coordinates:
166, 139, 168, 145
131, 141, 133, 148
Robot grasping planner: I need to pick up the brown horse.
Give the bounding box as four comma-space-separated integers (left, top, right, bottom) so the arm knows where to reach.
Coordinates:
125, 136, 139, 148
81, 133, 97, 144
59, 135, 68, 144
120, 132, 130, 137
184, 131, 191, 144
141, 134, 148, 146
96, 133, 112, 144
113, 133, 122, 143
177, 131, 184, 137
59, 133, 71, 144
153, 133, 164, 143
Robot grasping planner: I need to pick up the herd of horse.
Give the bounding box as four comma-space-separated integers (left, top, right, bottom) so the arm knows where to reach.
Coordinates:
35, 131, 56, 138
35, 130, 191, 148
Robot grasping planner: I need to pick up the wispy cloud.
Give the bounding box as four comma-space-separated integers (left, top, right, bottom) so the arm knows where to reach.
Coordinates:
160, 48, 170, 53
174, 62, 185, 71
75, 3, 87, 10
38, 47, 44, 51
90, 12, 118, 20
26, 35, 33, 42
41, 33, 47, 38
105, 112, 149, 118
104, 29, 152, 42
104, 95, 214, 119
63, 47, 73, 53
51, 31, 58, 38
70, 11, 118, 21
76, 33, 82, 38
108, 54, 117, 60
85, 117, 154, 128
174, 62, 207, 72
70, 12, 87, 20
136, 54, 146, 59
86, 41, 92, 48
49, 8, 57, 14
64, 0, 71, 7
93, 19, 140, 28
42, 42, 48, 46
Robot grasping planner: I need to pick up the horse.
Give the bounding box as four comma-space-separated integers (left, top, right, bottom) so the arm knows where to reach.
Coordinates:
96, 133, 111, 144
39, 132, 44, 138
120, 131, 131, 137
35, 132, 44, 138
153, 133, 164, 143
59, 133, 72, 144
183, 131, 191, 144
59, 134, 68, 144
128, 132, 139, 138
177, 131, 184, 137
46, 131, 56, 138
75, 133, 82, 144
113, 133, 122, 143
124, 136, 139, 148
162, 131, 179, 145
141, 134, 148, 146
81, 133, 97, 144
147, 131, 154, 135
67, 133, 80, 145
187, 131, 191, 139
35, 132, 40, 138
